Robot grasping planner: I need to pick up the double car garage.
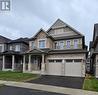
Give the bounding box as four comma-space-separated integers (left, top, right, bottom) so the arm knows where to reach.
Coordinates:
46, 54, 85, 77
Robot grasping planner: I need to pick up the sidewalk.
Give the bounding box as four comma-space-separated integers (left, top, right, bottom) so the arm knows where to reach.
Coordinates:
0, 80, 98, 95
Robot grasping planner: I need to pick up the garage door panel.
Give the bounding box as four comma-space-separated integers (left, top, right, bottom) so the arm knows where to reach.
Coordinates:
47, 63, 62, 75
65, 63, 81, 77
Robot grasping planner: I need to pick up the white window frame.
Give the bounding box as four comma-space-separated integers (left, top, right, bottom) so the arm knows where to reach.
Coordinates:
0, 44, 4, 52
38, 39, 46, 49
10, 45, 13, 50
15, 45, 20, 51
74, 39, 78, 49
66, 40, 71, 49
0, 45, 3, 52
31, 41, 35, 49
59, 41, 64, 49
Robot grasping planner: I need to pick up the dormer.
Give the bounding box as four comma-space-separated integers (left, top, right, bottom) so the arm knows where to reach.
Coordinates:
29, 29, 53, 50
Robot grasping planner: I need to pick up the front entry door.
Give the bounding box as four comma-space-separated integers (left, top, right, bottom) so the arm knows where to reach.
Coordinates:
32, 56, 41, 70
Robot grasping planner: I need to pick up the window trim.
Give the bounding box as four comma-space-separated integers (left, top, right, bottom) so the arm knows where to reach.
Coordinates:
59, 41, 64, 49
0, 44, 4, 52
74, 39, 78, 49
15, 45, 20, 51
66, 40, 71, 49
55, 41, 64, 49
38, 39, 46, 48
10, 45, 13, 50
31, 41, 35, 49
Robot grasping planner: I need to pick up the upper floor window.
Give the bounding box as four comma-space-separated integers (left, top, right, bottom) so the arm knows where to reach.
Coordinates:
10, 46, 13, 50
74, 39, 78, 49
60, 41, 64, 49
31, 41, 35, 49
0, 46, 3, 52
55, 41, 64, 49
15, 45, 20, 51
0, 44, 4, 52
66, 40, 70, 49
39, 40, 45, 48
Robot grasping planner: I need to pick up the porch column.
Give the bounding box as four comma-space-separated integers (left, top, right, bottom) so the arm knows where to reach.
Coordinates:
28, 54, 31, 72
12, 55, 15, 71
41, 54, 45, 73
23, 55, 26, 72
2, 55, 5, 70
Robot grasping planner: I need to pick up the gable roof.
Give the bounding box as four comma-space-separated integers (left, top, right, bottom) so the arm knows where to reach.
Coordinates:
26, 48, 48, 54
47, 19, 84, 36
50, 19, 67, 29
0, 35, 11, 44
8, 38, 29, 45
29, 28, 54, 40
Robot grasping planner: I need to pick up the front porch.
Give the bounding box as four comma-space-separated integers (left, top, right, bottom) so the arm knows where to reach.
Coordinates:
2, 54, 23, 71
23, 49, 47, 74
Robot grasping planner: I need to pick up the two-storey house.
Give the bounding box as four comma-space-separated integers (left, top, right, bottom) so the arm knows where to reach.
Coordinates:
0, 35, 11, 70
0, 37, 29, 71
23, 19, 88, 77
90, 24, 98, 78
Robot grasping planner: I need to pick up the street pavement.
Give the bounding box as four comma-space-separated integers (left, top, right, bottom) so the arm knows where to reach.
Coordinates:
0, 86, 67, 95
0, 80, 98, 95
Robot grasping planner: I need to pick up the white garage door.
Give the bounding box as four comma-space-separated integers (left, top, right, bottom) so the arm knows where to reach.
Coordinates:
47, 59, 62, 75
47, 59, 82, 77
65, 59, 82, 77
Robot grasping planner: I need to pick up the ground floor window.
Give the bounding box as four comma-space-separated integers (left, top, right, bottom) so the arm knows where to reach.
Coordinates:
48, 59, 82, 63
48, 60, 54, 63
56, 60, 62, 63
74, 59, 82, 62
48, 59, 62, 63
66, 59, 73, 63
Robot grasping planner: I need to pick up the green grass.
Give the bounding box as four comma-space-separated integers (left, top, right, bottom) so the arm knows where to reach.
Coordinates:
0, 71, 39, 82
83, 76, 98, 92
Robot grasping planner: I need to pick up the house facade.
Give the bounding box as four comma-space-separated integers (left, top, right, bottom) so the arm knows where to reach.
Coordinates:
23, 19, 87, 77
0, 19, 87, 77
0, 37, 29, 71
90, 24, 98, 78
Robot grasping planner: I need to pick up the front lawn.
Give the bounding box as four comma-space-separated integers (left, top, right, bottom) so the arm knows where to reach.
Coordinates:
83, 75, 98, 92
0, 71, 39, 82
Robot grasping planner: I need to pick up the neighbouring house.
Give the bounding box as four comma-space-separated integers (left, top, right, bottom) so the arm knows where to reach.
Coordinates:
90, 24, 98, 78
22, 19, 88, 77
0, 37, 29, 71
0, 35, 11, 70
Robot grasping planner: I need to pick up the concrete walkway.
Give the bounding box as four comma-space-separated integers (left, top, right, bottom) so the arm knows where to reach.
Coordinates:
0, 80, 98, 95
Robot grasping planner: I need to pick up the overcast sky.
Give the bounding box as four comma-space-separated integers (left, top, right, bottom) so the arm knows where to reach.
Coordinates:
0, 0, 98, 46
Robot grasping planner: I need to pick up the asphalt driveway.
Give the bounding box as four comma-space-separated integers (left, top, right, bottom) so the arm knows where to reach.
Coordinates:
0, 86, 68, 95
28, 75, 84, 89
